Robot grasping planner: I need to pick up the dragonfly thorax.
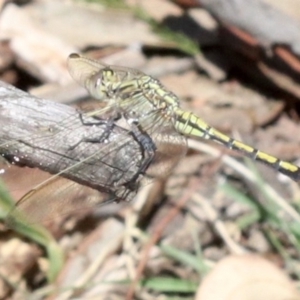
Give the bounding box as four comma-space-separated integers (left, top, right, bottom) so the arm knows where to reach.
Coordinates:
145, 79, 180, 107
87, 71, 128, 102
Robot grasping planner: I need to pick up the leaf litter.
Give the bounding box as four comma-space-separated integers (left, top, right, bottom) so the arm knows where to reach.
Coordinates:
0, 0, 300, 299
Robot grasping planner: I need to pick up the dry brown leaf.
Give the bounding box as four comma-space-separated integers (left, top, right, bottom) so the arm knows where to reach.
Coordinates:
0, 3, 74, 84
23, 1, 161, 49
161, 71, 284, 132
131, 0, 182, 22
0, 238, 40, 298
55, 218, 125, 299
196, 254, 300, 300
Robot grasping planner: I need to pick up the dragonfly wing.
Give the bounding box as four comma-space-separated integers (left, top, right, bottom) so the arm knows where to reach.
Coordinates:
1, 113, 151, 225
68, 54, 146, 100
6, 175, 108, 226
137, 112, 187, 181
68, 53, 145, 79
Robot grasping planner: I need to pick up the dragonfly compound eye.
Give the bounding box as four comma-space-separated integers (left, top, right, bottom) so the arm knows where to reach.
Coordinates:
86, 73, 107, 100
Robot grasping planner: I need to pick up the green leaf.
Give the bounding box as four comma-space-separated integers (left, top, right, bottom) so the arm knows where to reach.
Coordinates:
141, 276, 198, 293
160, 244, 207, 274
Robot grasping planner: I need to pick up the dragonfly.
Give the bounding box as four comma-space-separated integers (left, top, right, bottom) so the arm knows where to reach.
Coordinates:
2, 53, 300, 225
68, 53, 300, 181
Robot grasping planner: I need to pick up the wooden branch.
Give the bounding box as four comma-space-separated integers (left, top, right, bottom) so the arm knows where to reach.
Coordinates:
0, 81, 143, 196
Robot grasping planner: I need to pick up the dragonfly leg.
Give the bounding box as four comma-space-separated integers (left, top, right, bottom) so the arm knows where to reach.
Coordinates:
68, 113, 118, 150
122, 120, 157, 194
101, 120, 155, 203
78, 110, 122, 126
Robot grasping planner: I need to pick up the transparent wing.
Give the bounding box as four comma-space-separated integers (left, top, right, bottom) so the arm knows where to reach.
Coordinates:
67, 53, 145, 96
140, 113, 187, 180
5, 172, 108, 226
2, 110, 186, 226
2, 118, 186, 224
1, 110, 149, 226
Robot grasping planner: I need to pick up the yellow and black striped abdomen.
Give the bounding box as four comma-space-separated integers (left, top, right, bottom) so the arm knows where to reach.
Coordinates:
229, 140, 300, 180
174, 108, 300, 181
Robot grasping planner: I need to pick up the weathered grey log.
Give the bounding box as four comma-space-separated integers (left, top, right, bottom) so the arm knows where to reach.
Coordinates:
0, 81, 144, 200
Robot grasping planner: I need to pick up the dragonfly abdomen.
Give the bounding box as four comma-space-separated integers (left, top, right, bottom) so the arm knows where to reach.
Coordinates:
174, 109, 300, 181
230, 140, 300, 180
146, 80, 180, 109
